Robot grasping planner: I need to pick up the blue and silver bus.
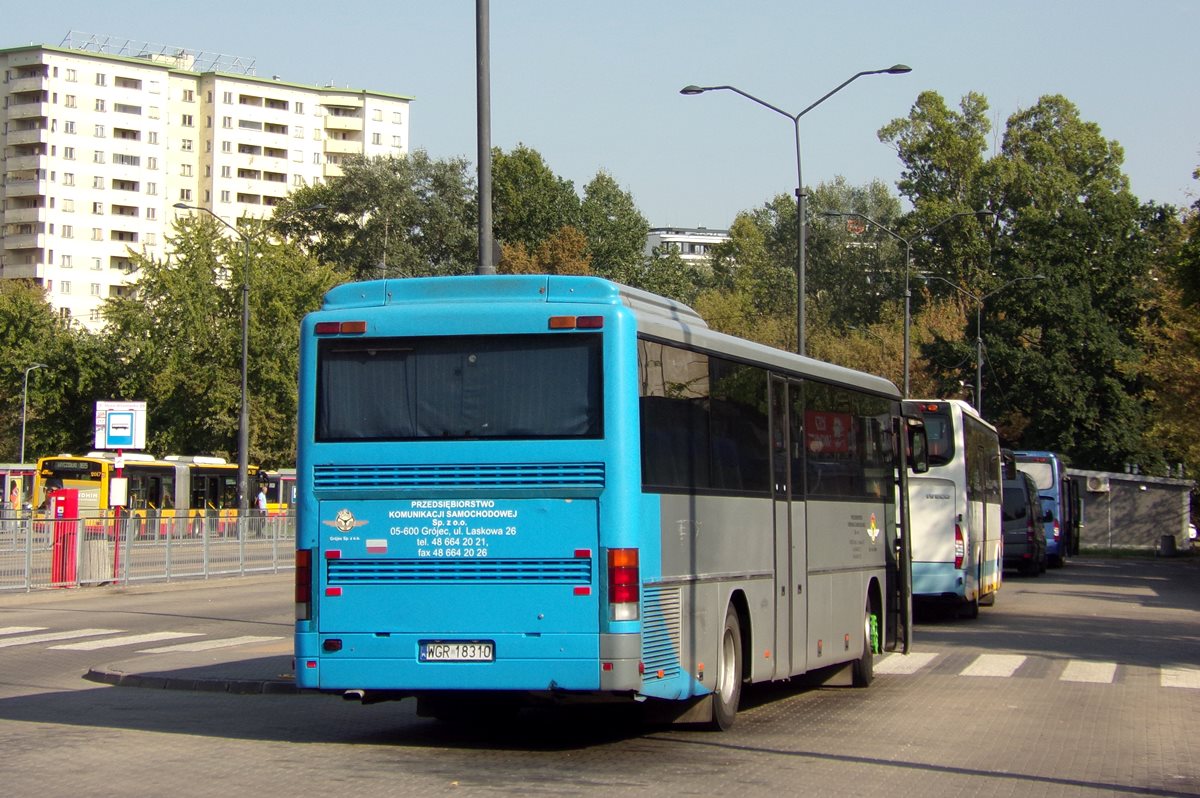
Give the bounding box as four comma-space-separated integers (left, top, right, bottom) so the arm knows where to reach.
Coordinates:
1013, 451, 1079, 567
294, 276, 927, 729
905, 400, 1003, 617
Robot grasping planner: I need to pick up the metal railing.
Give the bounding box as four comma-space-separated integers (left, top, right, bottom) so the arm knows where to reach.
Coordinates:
0, 509, 295, 592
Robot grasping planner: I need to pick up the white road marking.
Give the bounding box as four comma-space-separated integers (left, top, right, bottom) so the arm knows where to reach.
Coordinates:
0, 629, 124, 649
874, 652, 939, 674
50, 631, 203, 651
1161, 667, 1200, 689
138, 635, 284, 653
0, 626, 47, 636
1060, 660, 1117, 683
960, 654, 1026, 677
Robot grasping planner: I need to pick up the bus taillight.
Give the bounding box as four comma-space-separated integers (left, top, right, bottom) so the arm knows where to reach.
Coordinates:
953, 525, 965, 569
1052, 520, 1061, 540
607, 548, 639, 622
296, 548, 313, 620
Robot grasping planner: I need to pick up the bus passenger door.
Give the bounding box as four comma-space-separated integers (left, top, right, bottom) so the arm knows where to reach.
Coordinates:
769, 377, 806, 679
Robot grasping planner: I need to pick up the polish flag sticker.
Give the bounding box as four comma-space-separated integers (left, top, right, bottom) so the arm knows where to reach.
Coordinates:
366, 539, 388, 554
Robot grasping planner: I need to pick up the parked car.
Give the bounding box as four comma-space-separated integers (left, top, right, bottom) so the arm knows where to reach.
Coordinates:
1003, 472, 1046, 576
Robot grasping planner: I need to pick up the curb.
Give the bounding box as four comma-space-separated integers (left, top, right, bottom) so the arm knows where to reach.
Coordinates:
84, 665, 299, 695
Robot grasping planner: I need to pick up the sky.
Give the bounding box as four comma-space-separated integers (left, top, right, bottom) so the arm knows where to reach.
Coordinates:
5, 1, 1199, 229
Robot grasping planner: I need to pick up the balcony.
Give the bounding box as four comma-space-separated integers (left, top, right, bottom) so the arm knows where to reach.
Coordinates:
323, 115, 362, 132
4, 154, 47, 172
0, 260, 39, 279
3, 179, 43, 198
322, 162, 345, 179
323, 138, 361, 155
4, 207, 44, 225
2, 233, 45, 251
6, 102, 47, 120
7, 76, 48, 94
6, 127, 48, 147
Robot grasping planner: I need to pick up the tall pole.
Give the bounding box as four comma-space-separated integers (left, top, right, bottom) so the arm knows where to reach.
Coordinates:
238, 234, 251, 519
476, 0, 495, 274
19, 363, 48, 464
681, 64, 911, 357
976, 304, 984, 413
903, 240, 912, 397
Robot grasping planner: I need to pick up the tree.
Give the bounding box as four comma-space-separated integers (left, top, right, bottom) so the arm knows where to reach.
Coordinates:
1140, 170, 1200, 475
492, 144, 581, 254
0, 281, 85, 460
578, 171, 649, 282
498, 225, 592, 276
275, 151, 477, 280
100, 215, 346, 466
880, 92, 1156, 467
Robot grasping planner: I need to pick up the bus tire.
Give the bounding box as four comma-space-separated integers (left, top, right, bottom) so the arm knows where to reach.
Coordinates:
707, 604, 743, 731
852, 601, 875, 687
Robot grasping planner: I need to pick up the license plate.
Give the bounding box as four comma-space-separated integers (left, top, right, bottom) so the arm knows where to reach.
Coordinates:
420, 640, 495, 662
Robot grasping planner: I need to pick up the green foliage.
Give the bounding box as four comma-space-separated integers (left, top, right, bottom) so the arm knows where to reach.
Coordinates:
492, 144, 581, 253
578, 171, 649, 281
99, 214, 347, 467
0, 281, 80, 460
275, 151, 477, 279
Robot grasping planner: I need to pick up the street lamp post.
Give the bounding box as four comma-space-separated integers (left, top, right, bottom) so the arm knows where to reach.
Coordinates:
681, 64, 911, 356
172, 203, 324, 524
823, 211, 990, 396
19, 363, 49, 464
922, 274, 1046, 415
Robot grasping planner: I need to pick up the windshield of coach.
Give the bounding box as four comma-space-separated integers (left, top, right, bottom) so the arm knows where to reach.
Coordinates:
315, 333, 603, 441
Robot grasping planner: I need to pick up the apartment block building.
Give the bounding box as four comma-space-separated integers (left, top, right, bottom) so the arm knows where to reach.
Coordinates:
1, 40, 412, 328
644, 226, 730, 265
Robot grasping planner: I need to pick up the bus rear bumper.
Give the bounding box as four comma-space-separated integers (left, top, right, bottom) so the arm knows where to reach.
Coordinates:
295, 631, 644, 693
911, 561, 965, 600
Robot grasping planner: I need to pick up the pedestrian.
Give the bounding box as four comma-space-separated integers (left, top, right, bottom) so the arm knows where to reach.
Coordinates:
255, 483, 269, 537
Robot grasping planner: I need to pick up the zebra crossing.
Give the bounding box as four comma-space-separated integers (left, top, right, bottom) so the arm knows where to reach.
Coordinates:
0, 625, 283, 655
876, 651, 1200, 689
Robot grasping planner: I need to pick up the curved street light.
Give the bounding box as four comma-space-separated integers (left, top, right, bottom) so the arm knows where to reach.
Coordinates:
172, 203, 325, 522
921, 273, 1046, 415
20, 363, 49, 465
822, 210, 991, 396
681, 64, 912, 356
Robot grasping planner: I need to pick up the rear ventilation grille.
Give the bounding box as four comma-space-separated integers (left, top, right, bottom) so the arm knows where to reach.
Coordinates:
642, 585, 682, 681
327, 558, 593, 584
313, 463, 605, 490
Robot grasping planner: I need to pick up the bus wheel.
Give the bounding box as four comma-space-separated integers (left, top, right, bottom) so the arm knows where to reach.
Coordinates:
852, 602, 875, 687
707, 604, 743, 731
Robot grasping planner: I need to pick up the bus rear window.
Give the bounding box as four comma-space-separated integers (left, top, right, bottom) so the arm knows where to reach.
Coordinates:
1016, 462, 1054, 491
316, 333, 602, 441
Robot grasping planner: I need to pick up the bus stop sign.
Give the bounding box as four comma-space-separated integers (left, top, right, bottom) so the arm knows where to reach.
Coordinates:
95, 401, 147, 450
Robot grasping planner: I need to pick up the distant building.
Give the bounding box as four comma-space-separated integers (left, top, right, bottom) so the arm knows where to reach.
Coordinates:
645, 226, 729, 265
1066, 468, 1194, 552
1, 34, 412, 329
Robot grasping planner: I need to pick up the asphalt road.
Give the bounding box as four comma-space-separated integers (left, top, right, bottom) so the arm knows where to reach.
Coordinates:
0, 557, 1197, 797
